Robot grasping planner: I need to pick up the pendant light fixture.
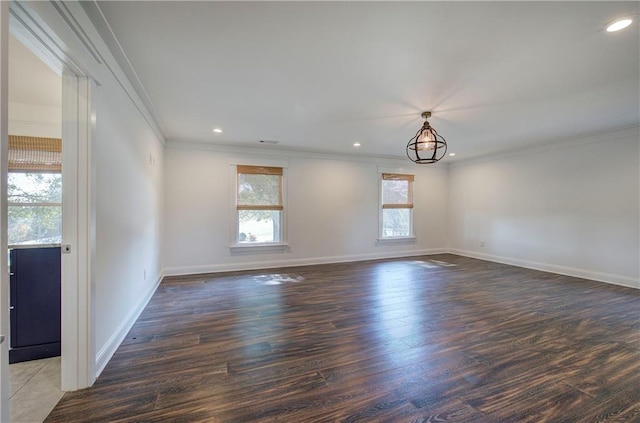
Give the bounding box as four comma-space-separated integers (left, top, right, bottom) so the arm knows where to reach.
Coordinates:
406, 111, 447, 164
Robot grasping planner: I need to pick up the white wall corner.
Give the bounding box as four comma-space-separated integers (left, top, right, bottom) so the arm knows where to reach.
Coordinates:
448, 248, 640, 290
449, 125, 640, 168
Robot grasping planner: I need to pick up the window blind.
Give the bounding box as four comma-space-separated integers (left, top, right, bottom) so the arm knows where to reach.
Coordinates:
237, 165, 283, 210
382, 173, 413, 209
382, 173, 414, 182
236, 165, 283, 176
8, 135, 62, 173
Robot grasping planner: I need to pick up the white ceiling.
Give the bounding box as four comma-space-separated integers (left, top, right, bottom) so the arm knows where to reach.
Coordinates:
91, 1, 639, 161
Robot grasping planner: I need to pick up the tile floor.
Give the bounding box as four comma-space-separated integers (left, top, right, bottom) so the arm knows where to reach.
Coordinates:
9, 357, 63, 423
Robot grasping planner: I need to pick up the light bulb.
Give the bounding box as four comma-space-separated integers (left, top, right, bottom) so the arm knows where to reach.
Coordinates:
417, 130, 436, 150
607, 18, 633, 32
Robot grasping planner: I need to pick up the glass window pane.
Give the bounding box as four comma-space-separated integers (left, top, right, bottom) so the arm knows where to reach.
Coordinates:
8, 173, 62, 203
382, 208, 411, 238
238, 210, 281, 243
8, 172, 62, 245
8, 205, 62, 245
238, 174, 281, 206
382, 179, 409, 205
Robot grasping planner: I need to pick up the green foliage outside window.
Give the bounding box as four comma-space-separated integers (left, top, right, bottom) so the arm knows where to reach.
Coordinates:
8, 173, 62, 245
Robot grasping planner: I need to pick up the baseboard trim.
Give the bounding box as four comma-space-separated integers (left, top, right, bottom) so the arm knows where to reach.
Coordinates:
448, 248, 639, 289
163, 248, 449, 277
94, 270, 165, 378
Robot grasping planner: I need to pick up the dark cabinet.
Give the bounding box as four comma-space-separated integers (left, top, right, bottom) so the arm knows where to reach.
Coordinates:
9, 246, 61, 364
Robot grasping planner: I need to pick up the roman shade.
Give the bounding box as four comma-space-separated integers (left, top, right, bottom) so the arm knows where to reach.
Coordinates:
236, 165, 283, 210
8, 135, 62, 173
381, 173, 414, 209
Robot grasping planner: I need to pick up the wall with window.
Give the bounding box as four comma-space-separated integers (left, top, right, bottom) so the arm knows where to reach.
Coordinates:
163, 144, 448, 275
448, 126, 640, 288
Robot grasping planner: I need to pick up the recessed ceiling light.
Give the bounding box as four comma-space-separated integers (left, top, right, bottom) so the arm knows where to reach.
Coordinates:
449, 153, 456, 157
606, 18, 633, 32
353, 142, 361, 147
213, 128, 223, 133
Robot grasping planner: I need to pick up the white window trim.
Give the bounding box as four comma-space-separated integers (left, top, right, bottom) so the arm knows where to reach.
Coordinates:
230, 242, 289, 254
8, 202, 62, 207
376, 236, 417, 245
229, 159, 289, 251
378, 166, 415, 241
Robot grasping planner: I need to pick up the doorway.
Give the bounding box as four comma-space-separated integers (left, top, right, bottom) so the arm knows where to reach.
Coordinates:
1, 2, 97, 420
7, 33, 64, 421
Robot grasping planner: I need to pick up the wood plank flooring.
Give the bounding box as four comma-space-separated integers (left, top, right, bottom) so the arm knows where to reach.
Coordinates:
45, 254, 640, 422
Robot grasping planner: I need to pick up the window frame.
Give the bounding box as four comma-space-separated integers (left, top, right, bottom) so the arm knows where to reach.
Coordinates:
378, 171, 415, 241
230, 160, 289, 252
7, 136, 63, 246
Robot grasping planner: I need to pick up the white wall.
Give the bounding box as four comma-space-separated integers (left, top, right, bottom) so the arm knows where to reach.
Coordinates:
8, 102, 61, 138
163, 144, 448, 275
8, 33, 62, 138
448, 126, 640, 288
93, 83, 164, 367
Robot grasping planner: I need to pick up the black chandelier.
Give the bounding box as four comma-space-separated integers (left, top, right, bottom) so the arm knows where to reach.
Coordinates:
406, 111, 447, 164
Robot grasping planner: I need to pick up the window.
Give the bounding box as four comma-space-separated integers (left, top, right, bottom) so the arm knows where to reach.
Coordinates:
236, 165, 284, 244
380, 173, 414, 238
7, 136, 62, 245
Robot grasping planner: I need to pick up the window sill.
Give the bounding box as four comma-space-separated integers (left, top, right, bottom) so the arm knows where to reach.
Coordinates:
230, 242, 289, 254
376, 237, 417, 246
9, 243, 62, 249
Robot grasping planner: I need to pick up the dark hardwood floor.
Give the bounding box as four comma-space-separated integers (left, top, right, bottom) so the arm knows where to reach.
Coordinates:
45, 254, 640, 422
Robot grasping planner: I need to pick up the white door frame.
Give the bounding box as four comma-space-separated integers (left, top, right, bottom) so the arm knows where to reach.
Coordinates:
0, 1, 10, 420
61, 73, 96, 391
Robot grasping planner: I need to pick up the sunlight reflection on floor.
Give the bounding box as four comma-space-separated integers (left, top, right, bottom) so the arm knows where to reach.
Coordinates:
410, 259, 458, 269
253, 274, 305, 285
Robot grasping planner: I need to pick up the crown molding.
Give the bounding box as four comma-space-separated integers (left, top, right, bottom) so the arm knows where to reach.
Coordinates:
79, 1, 169, 140
164, 138, 440, 168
